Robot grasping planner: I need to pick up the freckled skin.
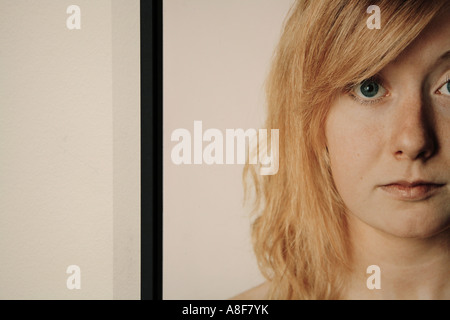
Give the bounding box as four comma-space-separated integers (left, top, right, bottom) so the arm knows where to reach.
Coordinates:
325, 12, 450, 239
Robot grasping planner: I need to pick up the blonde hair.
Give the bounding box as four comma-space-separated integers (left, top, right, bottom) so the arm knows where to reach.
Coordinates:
244, 0, 448, 299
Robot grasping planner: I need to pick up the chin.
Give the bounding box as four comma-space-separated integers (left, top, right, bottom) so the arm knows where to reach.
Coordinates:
379, 209, 450, 239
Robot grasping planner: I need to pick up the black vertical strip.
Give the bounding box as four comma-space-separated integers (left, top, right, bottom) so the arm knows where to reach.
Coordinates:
141, 0, 163, 300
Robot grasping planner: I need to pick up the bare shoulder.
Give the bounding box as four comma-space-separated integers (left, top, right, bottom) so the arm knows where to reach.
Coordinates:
229, 282, 271, 300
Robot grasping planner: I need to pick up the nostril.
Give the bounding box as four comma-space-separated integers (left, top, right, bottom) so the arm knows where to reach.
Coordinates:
394, 151, 405, 161
394, 147, 435, 161
417, 150, 427, 159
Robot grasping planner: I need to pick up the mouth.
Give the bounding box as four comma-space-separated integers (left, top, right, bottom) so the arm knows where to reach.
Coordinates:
380, 180, 445, 201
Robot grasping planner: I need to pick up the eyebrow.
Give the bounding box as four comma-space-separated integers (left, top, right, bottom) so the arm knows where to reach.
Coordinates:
438, 50, 450, 62
429, 50, 450, 71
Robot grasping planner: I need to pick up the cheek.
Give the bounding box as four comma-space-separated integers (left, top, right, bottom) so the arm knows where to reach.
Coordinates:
325, 110, 382, 199
438, 120, 450, 161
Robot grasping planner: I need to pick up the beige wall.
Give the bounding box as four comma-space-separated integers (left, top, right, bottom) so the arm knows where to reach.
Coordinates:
0, 0, 139, 299
163, 0, 295, 299
112, 0, 140, 300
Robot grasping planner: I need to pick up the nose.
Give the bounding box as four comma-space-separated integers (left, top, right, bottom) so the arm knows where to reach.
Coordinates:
390, 94, 437, 162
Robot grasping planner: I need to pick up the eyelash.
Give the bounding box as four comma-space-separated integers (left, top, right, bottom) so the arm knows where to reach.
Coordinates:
348, 74, 450, 105
347, 76, 388, 106
349, 92, 385, 105
436, 75, 450, 94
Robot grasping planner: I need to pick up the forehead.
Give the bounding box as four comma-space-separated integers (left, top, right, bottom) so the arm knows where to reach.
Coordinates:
390, 8, 450, 69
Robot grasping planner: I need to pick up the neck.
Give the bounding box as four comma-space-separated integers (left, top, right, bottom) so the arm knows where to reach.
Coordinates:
343, 214, 450, 300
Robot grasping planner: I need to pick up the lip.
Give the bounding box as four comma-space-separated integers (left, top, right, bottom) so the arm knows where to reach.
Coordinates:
379, 180, 445, 201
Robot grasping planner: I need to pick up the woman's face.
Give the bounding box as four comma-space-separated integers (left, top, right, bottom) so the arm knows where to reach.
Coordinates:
325, 11, 450, 238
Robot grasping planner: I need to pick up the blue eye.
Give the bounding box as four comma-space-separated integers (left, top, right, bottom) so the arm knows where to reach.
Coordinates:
354, 79, 386, 99
437, 80, 450, 96
360, 80, 379, 97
